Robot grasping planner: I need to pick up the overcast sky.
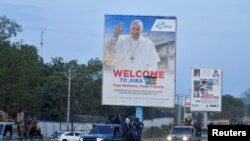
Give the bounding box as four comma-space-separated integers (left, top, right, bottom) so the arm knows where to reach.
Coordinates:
1, 0, 250, 98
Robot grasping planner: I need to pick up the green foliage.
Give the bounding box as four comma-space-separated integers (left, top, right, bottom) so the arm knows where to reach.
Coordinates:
144, 107, 174, 119
0, 16, 22, 43
143, 125, 171, 138
241, 88, 250, 116
242, 88, 250, 104
74, 58, 103, 116
209, 95, 245, 119
0, 43, 44, 114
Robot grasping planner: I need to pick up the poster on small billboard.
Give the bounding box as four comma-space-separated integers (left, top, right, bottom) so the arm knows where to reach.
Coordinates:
191, 68, 222, 112
102, 15, 177, 107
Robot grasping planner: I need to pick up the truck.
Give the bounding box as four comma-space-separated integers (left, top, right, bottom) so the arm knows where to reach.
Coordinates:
0, 121, 43, 141
79, 124, 124, 141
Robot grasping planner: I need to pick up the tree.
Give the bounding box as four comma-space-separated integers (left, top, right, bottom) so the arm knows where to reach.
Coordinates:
241, 88, 250, 116
0, 16, 43, 115
0, 16, 22, 43
75, 58, 102, 115
41, 57, 67, 120
242, 88, 250, 103
210, 95, 245, 119
0, 43, 44, 113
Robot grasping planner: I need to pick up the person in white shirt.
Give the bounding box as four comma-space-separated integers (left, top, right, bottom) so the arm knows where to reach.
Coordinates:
104, 20, 160, 70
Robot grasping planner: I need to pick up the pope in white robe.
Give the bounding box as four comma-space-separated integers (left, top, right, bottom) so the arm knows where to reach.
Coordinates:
104, 20, 160, 70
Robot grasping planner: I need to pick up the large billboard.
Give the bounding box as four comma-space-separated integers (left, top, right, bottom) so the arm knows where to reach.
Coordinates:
102, 15, 177, 107
191, 68, 222, 112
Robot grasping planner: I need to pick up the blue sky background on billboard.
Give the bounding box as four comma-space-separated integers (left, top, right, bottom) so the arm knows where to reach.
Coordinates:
1, 0, 249, 97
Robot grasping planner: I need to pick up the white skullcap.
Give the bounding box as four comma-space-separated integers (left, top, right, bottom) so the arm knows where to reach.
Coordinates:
130, 20, 144, 29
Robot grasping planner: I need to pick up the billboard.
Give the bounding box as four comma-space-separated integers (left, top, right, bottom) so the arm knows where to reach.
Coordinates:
102, 15, 177, 107
191, 68, 222, 112
183, 97, 191, 108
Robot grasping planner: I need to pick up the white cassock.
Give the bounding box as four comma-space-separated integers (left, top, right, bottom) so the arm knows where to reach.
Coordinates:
104, 35, 160, 70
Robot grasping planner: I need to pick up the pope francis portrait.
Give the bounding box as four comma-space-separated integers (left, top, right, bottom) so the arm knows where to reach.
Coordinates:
104, 19, 160, 70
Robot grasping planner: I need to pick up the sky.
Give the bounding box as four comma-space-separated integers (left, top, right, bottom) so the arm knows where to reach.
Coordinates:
1, 0, 250, 98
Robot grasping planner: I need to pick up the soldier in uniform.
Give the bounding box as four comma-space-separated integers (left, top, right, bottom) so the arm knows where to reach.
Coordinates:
16, 108, 25, 138
194, 119, 202, 137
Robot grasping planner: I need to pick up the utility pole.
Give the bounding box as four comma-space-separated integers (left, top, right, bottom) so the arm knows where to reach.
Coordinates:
183, 96, 186, 121
177, 93, 181, 125
40, 31, 44, 58
177, 90, 191, 125
203, 112, 208, 127
64, 67, 77, 131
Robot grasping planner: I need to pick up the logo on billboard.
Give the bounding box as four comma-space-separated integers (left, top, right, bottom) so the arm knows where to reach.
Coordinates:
151, 19, 176, 32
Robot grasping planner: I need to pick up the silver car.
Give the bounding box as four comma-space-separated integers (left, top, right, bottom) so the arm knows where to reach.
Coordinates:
166, 126, 196, 141
201, 128, 208, 141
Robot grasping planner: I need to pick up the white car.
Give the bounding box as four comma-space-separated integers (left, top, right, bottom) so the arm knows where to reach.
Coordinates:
166, 126, 196, 141
58, 131, 82, 141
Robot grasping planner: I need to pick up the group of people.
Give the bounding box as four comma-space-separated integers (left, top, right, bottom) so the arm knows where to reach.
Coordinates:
229, 116, 244, 125
181, 118, 202, 137
182, 118, 193, 126
0, 108, 40, 138
17, 109, 41, 137
106, 115, 144, 141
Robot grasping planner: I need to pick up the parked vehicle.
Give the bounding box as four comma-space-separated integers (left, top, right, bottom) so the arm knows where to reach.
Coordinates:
0, 121, 43, 140
58, 131, 82, 141
79, 124, 124, 141
49, 130, 66, 141
166, 126, 196, 141
201, 128, 208, 141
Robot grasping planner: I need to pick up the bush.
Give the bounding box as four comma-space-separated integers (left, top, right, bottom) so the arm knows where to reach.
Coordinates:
143, 125, 172, 138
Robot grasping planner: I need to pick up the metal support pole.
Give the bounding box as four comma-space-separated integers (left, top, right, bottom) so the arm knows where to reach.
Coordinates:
136, 106, 143, 122
66, 68, 71, 131
64, 67, 77, 131
136, 106, 143, 141
203, 112, 208, 127
177, 94, 181, 125
183, 96, 186, 121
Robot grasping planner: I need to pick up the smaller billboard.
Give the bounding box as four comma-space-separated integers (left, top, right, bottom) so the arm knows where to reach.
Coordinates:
191, 68, 222, 112
183, 97, 191, 108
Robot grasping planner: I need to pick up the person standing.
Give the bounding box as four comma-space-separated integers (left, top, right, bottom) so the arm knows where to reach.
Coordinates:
133, 118, 144, 141
194, 119, 202, 137
0, 108, 8, 122
27, 114, 38, 136
16, 108, 25, 138
122, 117, 133, 141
